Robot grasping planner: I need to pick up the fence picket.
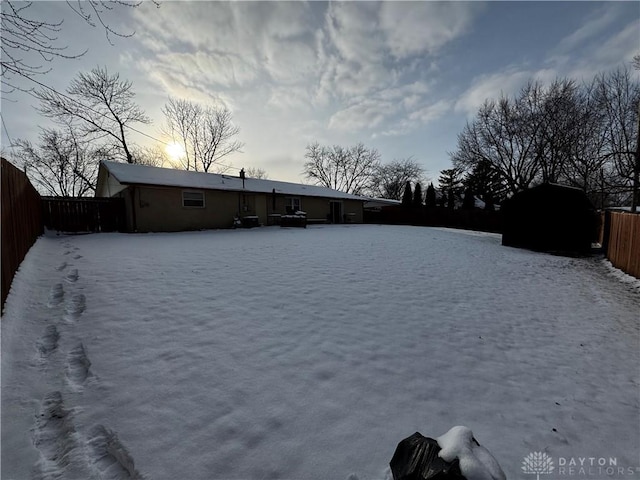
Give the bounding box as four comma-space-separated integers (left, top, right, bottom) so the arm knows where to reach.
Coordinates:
1, 158, 43, 309
41, 197, 125, 233
605, 211, 640, 279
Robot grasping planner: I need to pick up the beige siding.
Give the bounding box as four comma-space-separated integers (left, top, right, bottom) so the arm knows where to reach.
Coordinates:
118, 185, 364, 232
300, 197, 363, 223
342, 199, 364, 223
131, 186, 249, 232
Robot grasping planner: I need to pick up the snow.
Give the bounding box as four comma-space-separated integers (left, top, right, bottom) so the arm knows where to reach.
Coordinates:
2, 225, 639, 480
436, 426, 505, 480
100, 160, 368, 201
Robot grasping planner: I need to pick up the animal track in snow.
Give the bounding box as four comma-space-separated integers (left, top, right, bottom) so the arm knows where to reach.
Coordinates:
65, 269, 79, 283
87, 424, 144, 479
37, 325, 60, 357
73, 254, 83, 260
64, 294, 86, 321
56, 262, 68, 271
47, 283, 64, 307
32, 391, 79, 478
66, 343, 92, 387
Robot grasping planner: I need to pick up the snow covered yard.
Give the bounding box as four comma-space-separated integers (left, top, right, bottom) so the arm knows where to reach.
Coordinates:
2, 225, 639, 480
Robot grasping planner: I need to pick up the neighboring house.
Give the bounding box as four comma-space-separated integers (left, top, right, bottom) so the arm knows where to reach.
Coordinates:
96, 161, 368, 232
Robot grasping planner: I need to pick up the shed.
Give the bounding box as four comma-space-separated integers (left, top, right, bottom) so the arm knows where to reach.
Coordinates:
501, 183, 596, 254
96, 161, 368, 232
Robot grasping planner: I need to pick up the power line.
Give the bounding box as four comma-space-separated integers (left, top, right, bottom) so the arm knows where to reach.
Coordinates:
1, 112, 15, 151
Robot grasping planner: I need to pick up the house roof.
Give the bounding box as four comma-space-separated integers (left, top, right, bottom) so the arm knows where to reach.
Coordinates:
100, 161, 369, 201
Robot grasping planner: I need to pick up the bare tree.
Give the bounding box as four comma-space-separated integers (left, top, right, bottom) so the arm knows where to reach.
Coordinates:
12, 126, 99, 196
369, 157, 425, 200
131, 144, 169, 167
559, 79, 609, 204
245, 167, 268, 179
162, 97, 198, 171
596, 67, 640, 208
34, 66, 150, 164
303, 142, 380, 195
1, 1, 157, 93
451, 96, 540, 195
451, 69, 639, 206
162, 98, 243, 173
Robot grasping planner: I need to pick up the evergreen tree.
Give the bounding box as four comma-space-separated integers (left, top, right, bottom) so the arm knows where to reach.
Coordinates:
425, 183, 436, 207
462, 186, 475, 209
401, 181, 413, 208
413, 182, 423, 208
463, 159, 506, 210
447, 191, 455, 209
438, 168, 464, 210
440, 191, 448, 208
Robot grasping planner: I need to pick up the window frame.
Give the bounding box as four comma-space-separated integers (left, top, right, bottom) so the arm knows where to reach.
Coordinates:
182, 190, 205, 208
285, 196, 301, 212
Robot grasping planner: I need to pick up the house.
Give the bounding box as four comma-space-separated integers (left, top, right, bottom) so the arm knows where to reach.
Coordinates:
95, 161, 368, 232
501, 183, 597, 254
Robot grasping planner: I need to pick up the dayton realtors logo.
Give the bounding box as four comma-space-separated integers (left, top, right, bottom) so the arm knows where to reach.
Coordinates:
522, 452, 555, 480
523, 453, 639, 478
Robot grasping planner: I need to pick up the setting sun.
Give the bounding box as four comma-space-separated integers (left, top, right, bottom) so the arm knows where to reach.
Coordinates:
165, 142, 186, 161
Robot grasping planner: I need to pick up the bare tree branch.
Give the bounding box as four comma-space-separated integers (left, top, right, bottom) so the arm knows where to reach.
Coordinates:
162, 98, 244, 173
1, 0, 158, 93
34, 66, 150, 164
303, 142, 380, 195
11, 125, 99, 196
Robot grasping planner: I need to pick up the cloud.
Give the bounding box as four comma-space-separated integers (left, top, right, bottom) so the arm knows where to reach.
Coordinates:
379, 2, 483, 59
591, 20, 640, 68
409, 99, 452, 123
316, 2, 391, 100
545, 4, 639, 80
328, 99, 398, 131
324, 2, 385, 65
552, 4, 624, 57
454, 68, 532, 115
131, 2, 319, 92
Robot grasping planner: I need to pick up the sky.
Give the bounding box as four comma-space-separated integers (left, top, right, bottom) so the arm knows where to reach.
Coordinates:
1, 1, 639, 185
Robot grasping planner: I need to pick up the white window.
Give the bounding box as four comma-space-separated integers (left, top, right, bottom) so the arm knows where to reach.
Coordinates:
182, 191, 205, 208
286, 197, 301, 212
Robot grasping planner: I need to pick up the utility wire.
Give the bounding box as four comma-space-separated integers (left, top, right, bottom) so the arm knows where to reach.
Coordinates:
1, 112, 14, 148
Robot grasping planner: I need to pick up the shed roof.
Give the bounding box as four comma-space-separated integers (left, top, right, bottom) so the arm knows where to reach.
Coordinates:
100, 161, 369, 201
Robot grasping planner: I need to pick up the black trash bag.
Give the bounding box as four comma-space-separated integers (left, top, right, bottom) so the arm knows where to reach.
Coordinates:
390, 432, 467, 480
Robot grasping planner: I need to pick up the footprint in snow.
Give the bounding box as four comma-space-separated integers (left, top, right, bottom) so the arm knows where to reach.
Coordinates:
73, 254, 83, 260
65, 269, 79, 283
32, 391, 79, 476
37, 325, 60, 358
56, 261, 68, 271
47, 284, 64, 307
87, 424, 144, 480
64, 293, 85, 322
65, 343, 92, 387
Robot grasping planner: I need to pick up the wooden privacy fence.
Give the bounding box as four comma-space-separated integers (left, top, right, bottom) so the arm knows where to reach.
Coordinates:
41, 197, 126, 233
2, 158, 43, 309
603, 211, 640, 279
